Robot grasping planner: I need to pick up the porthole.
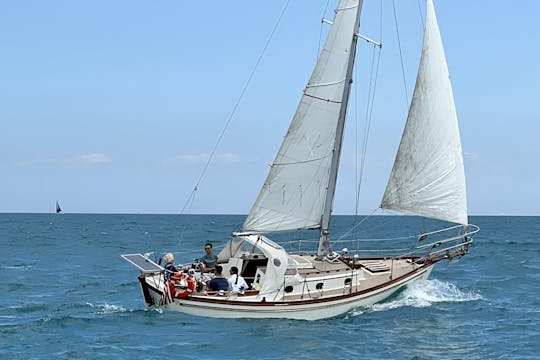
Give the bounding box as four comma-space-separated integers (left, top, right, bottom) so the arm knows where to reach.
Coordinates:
316, 282, 323, 290
284, 285, 294, 293
344, 278, 352, 285
273, 258, 281, 267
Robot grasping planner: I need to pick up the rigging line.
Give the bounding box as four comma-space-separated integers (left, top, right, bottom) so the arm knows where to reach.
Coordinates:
417, 0, 425, 29
180, 183, 198, 214
361, 45, 382, 187
338, 208, 378, 241
302, 91, 342, 104
179, 0, 292, 215
354, 43, 359, 218
357, 2, 383, 209
353, 0, 383, 245
273, 153, 330, 166
366, 38, 383, 140
355, 45, 381, 216
379, 0, 384, 43
392, 0, 409, 107
317, 0, 332, 60
177, 187, 199, 245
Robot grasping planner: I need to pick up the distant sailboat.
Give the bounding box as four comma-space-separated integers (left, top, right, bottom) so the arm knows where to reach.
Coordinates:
123, 0, 479, 320
56, 201, 63, 214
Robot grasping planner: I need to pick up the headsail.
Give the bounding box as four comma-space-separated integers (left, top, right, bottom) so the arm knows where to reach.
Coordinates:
243, 0, 362, 234
381, 0, 468, 225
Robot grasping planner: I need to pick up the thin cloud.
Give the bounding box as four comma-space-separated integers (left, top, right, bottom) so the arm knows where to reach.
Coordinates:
78, 153, 112, 164
168, 153, 241, 165
20, 153, 112, 166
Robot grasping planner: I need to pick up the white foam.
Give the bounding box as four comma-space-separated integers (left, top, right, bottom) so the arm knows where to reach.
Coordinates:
375, 279, 482, 311
3, 265, 33, 270
87, 302, 128, 314
349, 279, 482, 316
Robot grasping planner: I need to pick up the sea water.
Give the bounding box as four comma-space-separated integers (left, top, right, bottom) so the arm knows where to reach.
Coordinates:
0, 214, 538, 359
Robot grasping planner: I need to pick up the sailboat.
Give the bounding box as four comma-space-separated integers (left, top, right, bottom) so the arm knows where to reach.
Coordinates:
122, 0, 479, 320
56, 201, 63, 214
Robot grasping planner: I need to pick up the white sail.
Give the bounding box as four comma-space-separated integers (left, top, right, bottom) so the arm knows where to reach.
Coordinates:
243, 0, 360, 233
381, 0, 468, 225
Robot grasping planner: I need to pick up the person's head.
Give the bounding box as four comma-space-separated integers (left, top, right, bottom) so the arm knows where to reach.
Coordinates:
230, 266, 239, 275
204, 243, 213, 255
215, 265, 223, 275
163, 253, 175, 264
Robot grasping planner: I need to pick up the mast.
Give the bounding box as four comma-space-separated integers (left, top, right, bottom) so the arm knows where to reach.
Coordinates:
318, 0, 364, 256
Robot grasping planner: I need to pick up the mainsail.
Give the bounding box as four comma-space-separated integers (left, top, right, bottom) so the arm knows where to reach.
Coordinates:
56, 201, 62, 214
381, 0, 468, 225
243, 0, 361, 234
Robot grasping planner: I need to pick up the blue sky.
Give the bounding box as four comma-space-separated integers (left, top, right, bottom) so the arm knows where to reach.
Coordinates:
1, 1, 539, 215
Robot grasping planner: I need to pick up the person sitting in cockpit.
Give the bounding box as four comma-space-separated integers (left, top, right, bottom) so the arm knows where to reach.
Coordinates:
163, 252, 178, 280
207, 265, 229, 292
228, 266, 249, 293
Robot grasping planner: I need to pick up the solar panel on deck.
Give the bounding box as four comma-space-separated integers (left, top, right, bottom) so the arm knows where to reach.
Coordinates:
121, 254, 163, 273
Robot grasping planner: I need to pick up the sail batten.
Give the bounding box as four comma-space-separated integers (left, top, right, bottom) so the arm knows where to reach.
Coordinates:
381, 0, 468, 225
243, 0, 361, 234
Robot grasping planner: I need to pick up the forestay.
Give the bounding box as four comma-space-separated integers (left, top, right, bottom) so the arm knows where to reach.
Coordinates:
243, 0, 360, 233
381, 0, 468, 225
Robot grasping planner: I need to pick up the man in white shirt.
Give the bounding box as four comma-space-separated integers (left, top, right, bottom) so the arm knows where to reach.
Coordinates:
228, 266, 249, 293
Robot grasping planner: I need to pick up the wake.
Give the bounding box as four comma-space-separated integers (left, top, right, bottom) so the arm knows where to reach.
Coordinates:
351, 279, 482, 316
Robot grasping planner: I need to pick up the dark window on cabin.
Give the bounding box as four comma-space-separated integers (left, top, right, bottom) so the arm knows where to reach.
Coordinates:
344, 278, 352, 285
284, 285, 294, 293
241, 258, 268, 282
316, 282, 323, 290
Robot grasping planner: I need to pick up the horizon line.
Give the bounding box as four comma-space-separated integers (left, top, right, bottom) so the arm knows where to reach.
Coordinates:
0, 212, 536, 217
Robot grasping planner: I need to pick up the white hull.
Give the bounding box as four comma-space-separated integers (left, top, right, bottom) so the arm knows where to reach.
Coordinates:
140, 261, 434, 321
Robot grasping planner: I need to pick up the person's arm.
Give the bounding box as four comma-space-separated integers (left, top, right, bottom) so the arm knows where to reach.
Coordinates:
200, 256, 211, 272
241, 276, 249, 289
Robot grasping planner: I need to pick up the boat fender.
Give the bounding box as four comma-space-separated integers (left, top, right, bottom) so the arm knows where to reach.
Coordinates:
170, 272, 196, 299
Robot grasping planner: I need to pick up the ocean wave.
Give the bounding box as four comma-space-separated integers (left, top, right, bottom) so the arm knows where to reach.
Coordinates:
2, 264, 33, 270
